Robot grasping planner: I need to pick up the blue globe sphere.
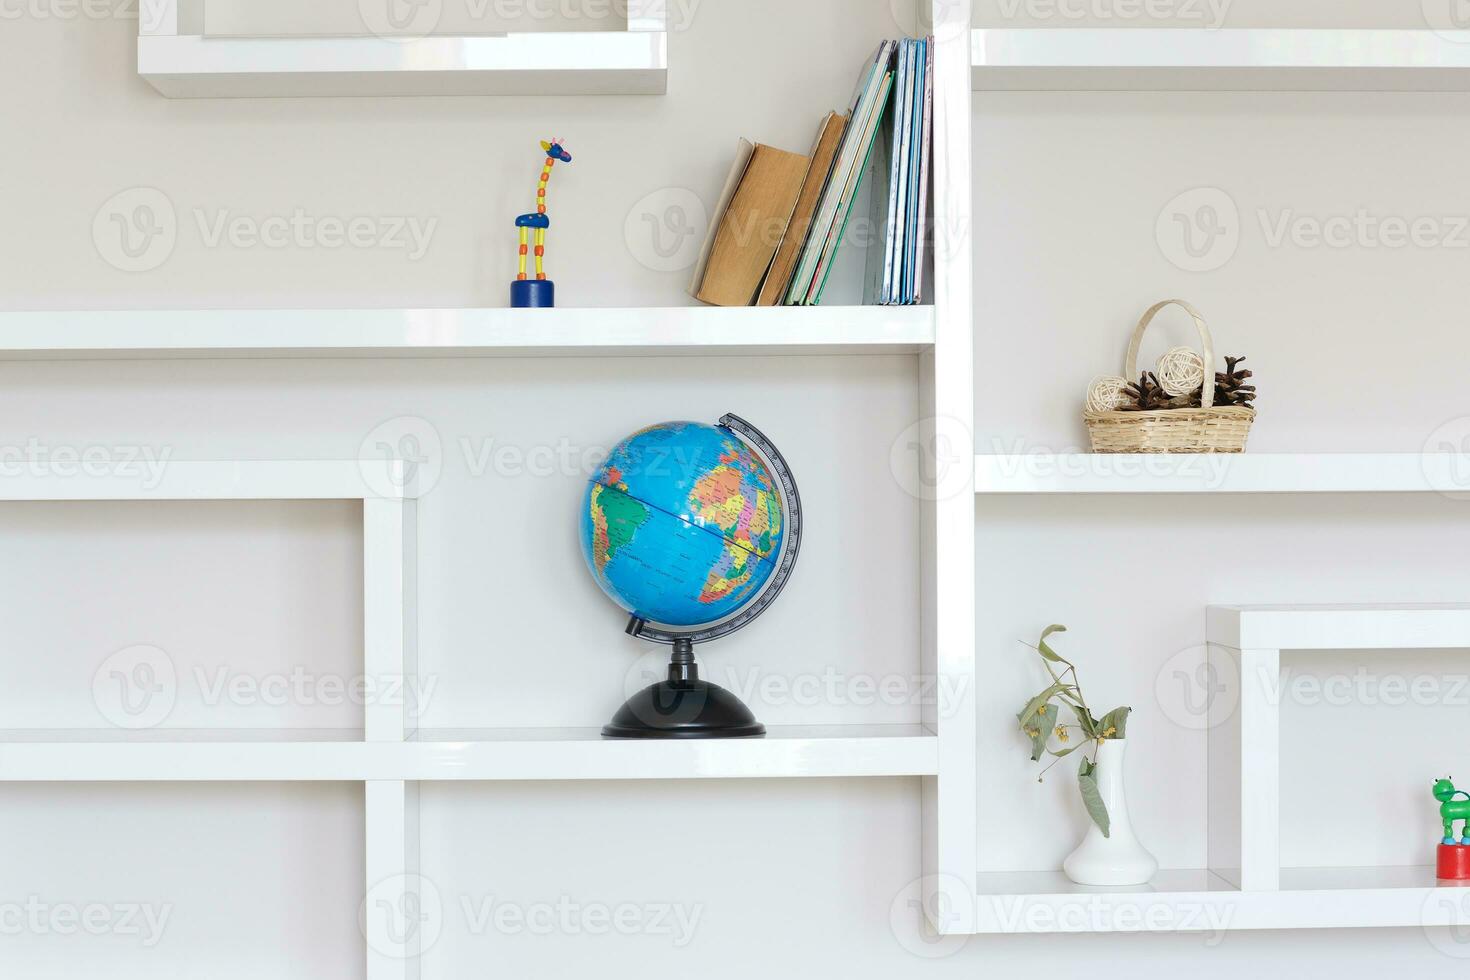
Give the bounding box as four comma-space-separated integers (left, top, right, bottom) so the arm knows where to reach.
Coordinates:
580, 421, 785, 628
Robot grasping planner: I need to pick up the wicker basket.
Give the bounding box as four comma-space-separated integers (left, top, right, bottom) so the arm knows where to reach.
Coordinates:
1085, 299, 1254, 454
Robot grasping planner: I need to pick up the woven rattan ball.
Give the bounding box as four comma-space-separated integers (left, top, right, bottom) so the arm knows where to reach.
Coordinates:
1085, 375, 1130, 414
1155, 347, 1206, 398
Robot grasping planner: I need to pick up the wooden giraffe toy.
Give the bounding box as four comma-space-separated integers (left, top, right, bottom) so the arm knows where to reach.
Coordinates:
511, 139, 572, 308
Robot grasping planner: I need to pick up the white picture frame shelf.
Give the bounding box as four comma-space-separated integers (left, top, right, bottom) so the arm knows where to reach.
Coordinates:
1207, 605, 1470, 894
965, 604, 1470, 934
138, 0, 667, 98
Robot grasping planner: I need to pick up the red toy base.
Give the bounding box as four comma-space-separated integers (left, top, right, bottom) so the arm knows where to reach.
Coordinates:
1438, 844, 1470, 881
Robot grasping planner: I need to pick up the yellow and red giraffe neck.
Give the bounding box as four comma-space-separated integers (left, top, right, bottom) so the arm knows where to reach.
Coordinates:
515, 140, 571, 282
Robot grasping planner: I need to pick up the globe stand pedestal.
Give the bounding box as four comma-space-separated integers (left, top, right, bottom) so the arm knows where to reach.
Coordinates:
602, 638, 766, 739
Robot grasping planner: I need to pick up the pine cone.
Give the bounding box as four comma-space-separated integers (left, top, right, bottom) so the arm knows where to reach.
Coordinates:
1121, 371, 1171, 411
1180, 355, 1257, 409
1213, 356, 1257, 409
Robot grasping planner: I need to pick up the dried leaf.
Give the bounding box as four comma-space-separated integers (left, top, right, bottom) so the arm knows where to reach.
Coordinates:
1021, 704, 1058, 762
1036, 625, 1068, 663
1078, 757, 1111, 838
1098, 706, 1132, 740
1068, 702, 1099, 740
1018, 682, 1073, 731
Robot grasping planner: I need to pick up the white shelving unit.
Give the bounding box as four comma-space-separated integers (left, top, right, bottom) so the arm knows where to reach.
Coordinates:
34, 0, 1470, 951
974, 453, 1470, 495
139, 0, 667, 98
10, 5, 981, 966
972, 28, 1470, 91
0, 306, 934, 360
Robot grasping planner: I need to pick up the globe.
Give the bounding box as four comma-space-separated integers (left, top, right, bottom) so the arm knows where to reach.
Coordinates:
580, 420, 786, 628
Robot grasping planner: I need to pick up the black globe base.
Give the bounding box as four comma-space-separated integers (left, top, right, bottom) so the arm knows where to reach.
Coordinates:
602, 639, 766, 739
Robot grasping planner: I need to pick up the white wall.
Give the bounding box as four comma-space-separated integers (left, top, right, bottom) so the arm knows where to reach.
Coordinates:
1, 0, 1468, 976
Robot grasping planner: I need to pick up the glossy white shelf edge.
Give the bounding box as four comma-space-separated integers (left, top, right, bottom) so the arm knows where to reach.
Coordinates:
0, 306, 936, 360
0, 727, 939, 781
1208, 603, 1470, 652
972, 868, 1470, 933
972, 28, 1470, 91
974, 453, 1470, 494
139, 31, 668, 98
0, 459, 412, 500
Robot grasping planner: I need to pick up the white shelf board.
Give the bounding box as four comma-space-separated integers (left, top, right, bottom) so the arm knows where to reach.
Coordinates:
0, 306, 935, 360
0, 729, 363, 742
139, 31, 667, 98
0, 459, 411, 500
972, 29, 1470, 91
974, 453, 1470, 495
1209, 604, 1470, 651
0, 726, 938, 782
972, 867, 1470, 933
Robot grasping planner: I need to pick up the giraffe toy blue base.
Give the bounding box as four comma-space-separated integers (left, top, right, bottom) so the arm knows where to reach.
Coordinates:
1434, 778, 1470, 880
511, 278, 555, 308
510, 139, 572, 309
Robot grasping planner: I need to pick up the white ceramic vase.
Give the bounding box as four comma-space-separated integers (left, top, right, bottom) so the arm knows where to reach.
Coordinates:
1062, 738, 1158, 887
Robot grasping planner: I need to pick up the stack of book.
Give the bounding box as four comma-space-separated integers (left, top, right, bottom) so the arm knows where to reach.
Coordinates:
689, 38, 934, 308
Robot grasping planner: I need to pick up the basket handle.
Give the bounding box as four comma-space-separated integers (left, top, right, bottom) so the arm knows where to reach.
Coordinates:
1125, 299, 1216, 409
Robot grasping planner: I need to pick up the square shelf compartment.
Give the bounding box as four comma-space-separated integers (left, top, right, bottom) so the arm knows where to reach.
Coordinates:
0, 782, 364, 980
